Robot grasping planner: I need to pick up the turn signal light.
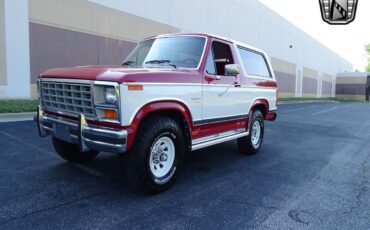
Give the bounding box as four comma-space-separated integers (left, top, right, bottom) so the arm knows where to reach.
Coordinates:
128, 84, 143, 91
104, 109, 118, 120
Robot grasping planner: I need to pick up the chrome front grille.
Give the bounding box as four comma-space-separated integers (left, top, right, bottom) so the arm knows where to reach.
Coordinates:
41, 81, 95, 117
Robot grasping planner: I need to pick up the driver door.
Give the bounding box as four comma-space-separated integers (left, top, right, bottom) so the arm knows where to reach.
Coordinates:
200, 40, 246, 126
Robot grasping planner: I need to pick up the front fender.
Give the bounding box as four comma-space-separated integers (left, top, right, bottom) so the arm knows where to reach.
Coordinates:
125, 100, 193, 151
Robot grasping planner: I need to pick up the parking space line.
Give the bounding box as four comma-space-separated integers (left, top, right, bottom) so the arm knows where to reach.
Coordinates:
0, 130, 53, 156
0, 130, 104, 177
72, 164, 104, 177
265, 128, 276, 132
282, 105, 320, 113
312, 106, 340, 116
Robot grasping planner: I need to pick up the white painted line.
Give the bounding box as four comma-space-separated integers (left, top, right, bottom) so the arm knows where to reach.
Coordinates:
282, 105, 320, 113
278, 100, 338, 105
0, 130, 104, 177
312, 106, 340, 116
72, 164, 104, 177
265, 128, 276, 132
0, 130, 53, 156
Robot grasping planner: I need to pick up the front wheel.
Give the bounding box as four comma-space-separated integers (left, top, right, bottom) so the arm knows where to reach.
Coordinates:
237, 110, 264, 155
124, 116, 185, 194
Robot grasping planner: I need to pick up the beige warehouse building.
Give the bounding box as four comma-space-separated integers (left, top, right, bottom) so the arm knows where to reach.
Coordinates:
0, 0, 353, 99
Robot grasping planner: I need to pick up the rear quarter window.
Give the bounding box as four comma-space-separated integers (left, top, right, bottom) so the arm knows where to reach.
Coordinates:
238, 47, 271, 78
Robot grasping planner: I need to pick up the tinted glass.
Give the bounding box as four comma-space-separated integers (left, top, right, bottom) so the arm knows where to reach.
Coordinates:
212, 41, 234, 75
124, 36, 206, 68
205, 50, 216, 75
238, 48, 271, 78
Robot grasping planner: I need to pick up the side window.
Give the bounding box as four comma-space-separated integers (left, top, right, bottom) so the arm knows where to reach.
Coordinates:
212, 41, 234, 76
205, 50, 216, 75
238, 47, 271, 78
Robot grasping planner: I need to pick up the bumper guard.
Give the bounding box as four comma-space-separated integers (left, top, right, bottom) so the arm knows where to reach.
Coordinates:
35, 106, 127, 153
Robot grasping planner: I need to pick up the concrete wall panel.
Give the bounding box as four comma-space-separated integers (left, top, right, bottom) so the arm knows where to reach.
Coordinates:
29, 0, 180, 43
274, 71, 296, 93
0, 0, 6, 86
302, 77, 318, 95
303, 67, 318, 80
271, 57, 296, 75
336, 84, 366, 96
29, 22, 136, 84
336, 77, 367, 84
322, 81, 332, 96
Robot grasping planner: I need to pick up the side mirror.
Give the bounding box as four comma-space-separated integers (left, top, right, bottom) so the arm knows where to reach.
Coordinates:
225, 64, 240, 76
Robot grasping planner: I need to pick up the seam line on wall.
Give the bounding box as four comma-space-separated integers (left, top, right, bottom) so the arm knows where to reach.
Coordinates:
29, 19, 141, 43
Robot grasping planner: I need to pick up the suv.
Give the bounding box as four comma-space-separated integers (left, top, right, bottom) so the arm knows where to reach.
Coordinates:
35, 33, 278, 194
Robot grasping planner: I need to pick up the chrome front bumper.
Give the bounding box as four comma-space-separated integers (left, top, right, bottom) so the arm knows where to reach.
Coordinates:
35, 106, 127, 153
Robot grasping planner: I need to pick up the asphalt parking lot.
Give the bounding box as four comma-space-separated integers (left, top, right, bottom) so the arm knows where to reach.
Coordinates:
0, 102, 369, 229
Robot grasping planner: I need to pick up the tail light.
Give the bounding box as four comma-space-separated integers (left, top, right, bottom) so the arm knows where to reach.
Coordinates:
276, 90, 278, 106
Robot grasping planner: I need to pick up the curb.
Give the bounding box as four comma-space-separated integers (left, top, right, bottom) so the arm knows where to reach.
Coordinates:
0, 112, 36, 123
278, 100, 340, 105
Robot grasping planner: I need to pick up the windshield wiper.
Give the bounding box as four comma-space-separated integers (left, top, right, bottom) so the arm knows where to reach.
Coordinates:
122, 60, 135, 66
144, 60, 177, 69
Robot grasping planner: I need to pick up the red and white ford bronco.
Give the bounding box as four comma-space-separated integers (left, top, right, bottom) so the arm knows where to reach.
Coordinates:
36, 33, 278, 194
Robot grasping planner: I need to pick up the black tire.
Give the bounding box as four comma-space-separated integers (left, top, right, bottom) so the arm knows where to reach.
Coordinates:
124, 116, 185, 194
237, 110, 264, 155
52, 137, 99, 163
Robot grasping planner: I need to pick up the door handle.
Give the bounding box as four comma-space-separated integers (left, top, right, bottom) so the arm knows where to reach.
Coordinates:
234, 83, 241, 87
205, 75, 221, 82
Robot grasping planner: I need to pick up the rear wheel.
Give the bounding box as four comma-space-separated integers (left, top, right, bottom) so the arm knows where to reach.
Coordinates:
237, 110, 264, 155
52, 137, 99, 163
124, 116, 185, 194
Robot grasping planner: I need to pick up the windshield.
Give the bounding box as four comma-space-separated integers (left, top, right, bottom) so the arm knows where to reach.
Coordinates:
123, 36, 206, 69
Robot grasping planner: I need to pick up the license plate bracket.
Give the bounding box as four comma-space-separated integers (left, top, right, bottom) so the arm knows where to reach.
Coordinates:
54, 123, 71, 142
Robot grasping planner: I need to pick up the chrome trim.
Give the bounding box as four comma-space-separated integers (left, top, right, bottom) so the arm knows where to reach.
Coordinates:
83, 125, 127, 138
95, 103, 118, 109
93, 81, 121, 123
40, 80, 95, 118
39, 78, 122, 124
42, 114, 78, 128
192, 130, 249, 151
78, 114, 89, 152
83, 138, 126, 153
192, 128, 245, 145
123, 82, 276, 90
37, 108, 127, 154
123, 82, 203, 86
37, 106, 48, 137
193, 114, 248, 126
39, 78, 93, 84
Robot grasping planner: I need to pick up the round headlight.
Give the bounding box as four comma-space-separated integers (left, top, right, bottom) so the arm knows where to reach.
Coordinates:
105, 87, 117, 104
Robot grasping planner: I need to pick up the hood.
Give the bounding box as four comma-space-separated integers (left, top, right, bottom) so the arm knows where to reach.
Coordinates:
40, 65, 199, 83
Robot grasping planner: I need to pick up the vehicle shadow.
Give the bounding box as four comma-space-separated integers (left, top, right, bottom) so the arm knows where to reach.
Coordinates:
55, 141, 241, 190
74, 139, 275, 196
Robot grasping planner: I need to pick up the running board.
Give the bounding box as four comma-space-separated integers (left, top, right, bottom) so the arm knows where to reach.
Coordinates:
191, 130, 249, 151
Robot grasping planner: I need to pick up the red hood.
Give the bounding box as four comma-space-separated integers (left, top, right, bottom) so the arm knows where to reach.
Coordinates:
40, 65, 202, 84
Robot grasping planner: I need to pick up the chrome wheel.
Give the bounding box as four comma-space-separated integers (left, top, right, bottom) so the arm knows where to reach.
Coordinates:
149, 136, 175, 178
251, 120, 261, 147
